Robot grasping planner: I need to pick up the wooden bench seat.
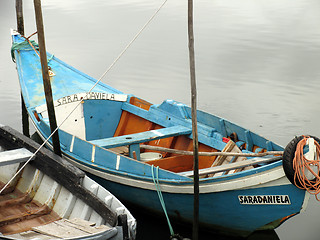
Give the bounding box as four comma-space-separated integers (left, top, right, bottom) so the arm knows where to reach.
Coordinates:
89, 126, 192, 161
0, 148, 33, 166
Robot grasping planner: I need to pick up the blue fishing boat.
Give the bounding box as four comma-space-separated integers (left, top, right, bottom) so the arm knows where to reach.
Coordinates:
11, 29, 316, 237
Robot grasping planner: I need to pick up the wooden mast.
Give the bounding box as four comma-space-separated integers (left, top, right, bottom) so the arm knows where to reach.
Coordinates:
33, 0, 61, 156
187, 0, 199, 239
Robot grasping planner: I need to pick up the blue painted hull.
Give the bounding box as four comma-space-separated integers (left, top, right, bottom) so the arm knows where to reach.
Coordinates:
11, 31, 308, 237
88, 172, 306, 235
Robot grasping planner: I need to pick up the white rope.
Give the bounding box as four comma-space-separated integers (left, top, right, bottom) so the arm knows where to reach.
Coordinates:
96, 0, 169, 86
0, 0, 168, 195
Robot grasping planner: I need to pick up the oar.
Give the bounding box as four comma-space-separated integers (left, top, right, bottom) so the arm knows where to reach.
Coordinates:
140, 144, 283, 157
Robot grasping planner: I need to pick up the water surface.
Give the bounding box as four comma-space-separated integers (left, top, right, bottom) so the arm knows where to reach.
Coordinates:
1, 0, 320, 239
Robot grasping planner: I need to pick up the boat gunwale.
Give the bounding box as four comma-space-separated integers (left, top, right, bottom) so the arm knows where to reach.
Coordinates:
31, 117, 284, 181
33, 126, 288, 195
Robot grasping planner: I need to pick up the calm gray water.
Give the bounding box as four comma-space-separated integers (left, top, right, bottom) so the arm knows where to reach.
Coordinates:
1, 0, 320, 239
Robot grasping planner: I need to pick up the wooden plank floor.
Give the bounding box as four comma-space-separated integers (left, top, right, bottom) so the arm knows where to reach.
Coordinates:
0, 186, 60, 235
7, 219, 112, 239
32, 218, 112, 238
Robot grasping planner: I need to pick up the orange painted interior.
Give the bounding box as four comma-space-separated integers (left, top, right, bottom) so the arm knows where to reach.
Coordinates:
113, 98, 266, 173
112, 99, 219, 172
129, 96, 152, 111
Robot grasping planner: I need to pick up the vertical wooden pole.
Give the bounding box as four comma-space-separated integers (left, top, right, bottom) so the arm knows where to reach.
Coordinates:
33, 0, 61, 156
188, 0, 199, 239
16, 0, 24, 34
15, 0, 30, 137
21, 97, 30, 137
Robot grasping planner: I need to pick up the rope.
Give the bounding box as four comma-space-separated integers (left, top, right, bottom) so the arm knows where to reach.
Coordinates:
47, 53, 54, 62
151, 165, 175, 236
94, 0, 168, 86
11, 39, 39, 62
293, 136, 320, 200
0, 139, 42, 194
11, 32, 54, 64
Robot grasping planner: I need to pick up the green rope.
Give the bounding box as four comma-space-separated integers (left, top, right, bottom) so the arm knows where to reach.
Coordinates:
47, 53, 54, 62
11, 40, 39, 62
151, 165, 175, 236
11, 39, 54, 64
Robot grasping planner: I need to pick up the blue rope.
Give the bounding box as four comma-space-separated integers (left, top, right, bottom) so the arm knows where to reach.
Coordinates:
151, 165, 174, 236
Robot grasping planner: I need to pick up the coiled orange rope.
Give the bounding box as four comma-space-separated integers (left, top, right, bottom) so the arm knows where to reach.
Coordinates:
293, 136, 320, 200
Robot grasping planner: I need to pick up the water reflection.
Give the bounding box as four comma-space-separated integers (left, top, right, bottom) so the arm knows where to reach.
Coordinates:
131, 206, 280, 240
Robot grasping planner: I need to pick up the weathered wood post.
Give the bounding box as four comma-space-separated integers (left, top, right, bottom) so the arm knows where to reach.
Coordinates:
15, 0, 30, 137
33, 0, 61, 156
188, 0, 199, 239
16, 0, 24, 34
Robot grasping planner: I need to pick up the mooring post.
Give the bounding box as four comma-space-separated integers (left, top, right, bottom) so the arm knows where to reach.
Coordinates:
187, 0, 199, 239
15, 0, 30, 137
16, 0, 24, 34
33, 0, 61, 156
21, 97, 30, 137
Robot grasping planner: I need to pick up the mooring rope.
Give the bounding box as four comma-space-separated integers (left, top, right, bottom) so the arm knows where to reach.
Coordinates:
11, 39, 38, 62
0, 131, 51, 194
151, 165, 175, 236
293, 136, 320, 200
96, 0, 168, 84
11, 31, 54, 64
